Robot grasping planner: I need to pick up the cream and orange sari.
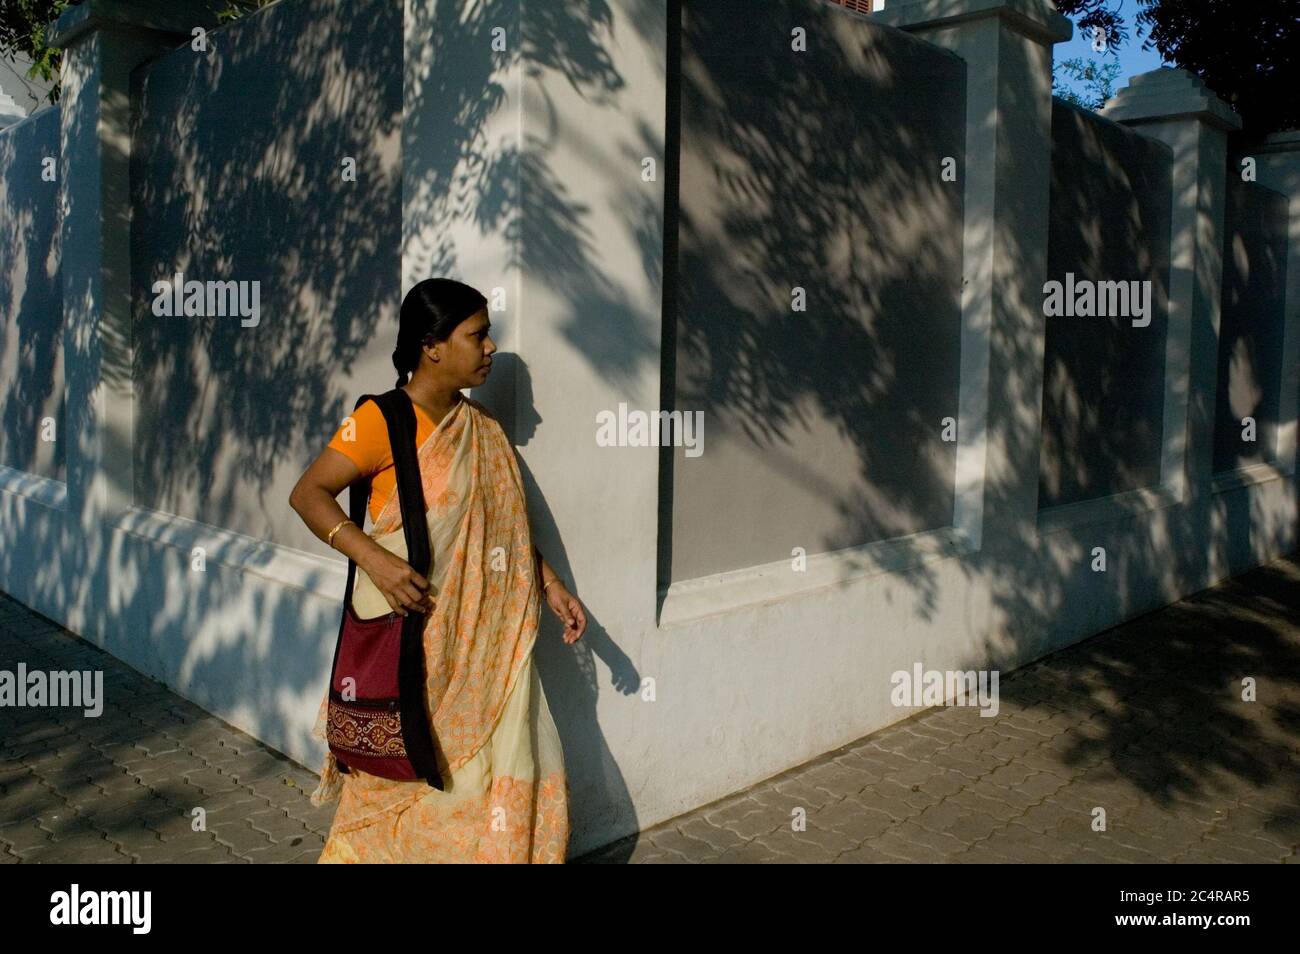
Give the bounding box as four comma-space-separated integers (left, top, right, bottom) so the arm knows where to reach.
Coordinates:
309, 395, 569, 863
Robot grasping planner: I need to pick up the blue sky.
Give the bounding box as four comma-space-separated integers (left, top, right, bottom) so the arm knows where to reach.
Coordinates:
1053, 11, 1169, 105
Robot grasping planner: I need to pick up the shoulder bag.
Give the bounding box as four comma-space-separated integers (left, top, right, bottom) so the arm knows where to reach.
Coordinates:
324, 388, 444, 789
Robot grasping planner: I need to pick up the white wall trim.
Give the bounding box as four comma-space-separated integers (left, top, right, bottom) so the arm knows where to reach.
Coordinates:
1036, 483, 1182, 535
113, 506, 348, 600
0, 464, 67, 511
1210, 461, 1290, 495
658, 525, 975, 627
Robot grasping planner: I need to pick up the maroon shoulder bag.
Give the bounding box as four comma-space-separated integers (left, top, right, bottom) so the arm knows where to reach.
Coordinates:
324, 388, 444, 789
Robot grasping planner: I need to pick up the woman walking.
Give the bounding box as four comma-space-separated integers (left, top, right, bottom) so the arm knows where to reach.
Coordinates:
289, 278, 586, 863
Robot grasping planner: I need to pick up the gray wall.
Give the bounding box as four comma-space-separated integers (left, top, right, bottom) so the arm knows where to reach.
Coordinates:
1213, 179, 1290, 473
0, 106, 63, 479
1040, 99, 1173, 509
129, 0, 401, 551
667, 0, 966, 582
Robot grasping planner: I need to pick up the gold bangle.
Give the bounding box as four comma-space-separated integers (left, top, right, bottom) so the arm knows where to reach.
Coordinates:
326, 518, 355, 548
542, 577, 562, 594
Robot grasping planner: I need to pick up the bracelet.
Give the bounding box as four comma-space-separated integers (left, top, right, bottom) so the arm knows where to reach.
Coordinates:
326, 518, 355, 549
542, 577, 562, 594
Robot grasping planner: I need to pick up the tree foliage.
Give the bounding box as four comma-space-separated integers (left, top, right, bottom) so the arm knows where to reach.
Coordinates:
1053, 55, 1123, 111
0, 0, 274, 105
1054, 0, 1300, 137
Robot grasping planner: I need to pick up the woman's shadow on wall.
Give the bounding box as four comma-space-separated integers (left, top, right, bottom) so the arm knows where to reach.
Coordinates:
474, 352, 643, 860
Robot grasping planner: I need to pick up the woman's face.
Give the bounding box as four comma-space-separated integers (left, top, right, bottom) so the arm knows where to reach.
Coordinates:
431, 307, 496, 387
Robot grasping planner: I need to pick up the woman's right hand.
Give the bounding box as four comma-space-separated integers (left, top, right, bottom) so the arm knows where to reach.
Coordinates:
361, 547, 434, 616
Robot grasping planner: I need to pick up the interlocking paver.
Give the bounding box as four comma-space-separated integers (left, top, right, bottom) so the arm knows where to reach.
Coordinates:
833, 840, 912, 863
811, 798, 895, 839
647, 825, 720, 861
207, 820, 276, 856
827, 750, 890, 783
0, 819, 55, 854
945, 788, 1026, 823
875, 729, 948, 761
888, 758, 946, 789
753, 827, 843, 863
769, 777, 840, 811
677, 816, 749, 853
914, 768, 966, 799
716, 805, 786, 840
875, 777, 944, 808
984, 761, 1039, 789
854, 786, 925, 822
801, 760, 872, 799
1013, 799, 1072, 835
699, 795, 763, 827
1198, 830, 1290, 862
988, 721, 1051, 744
703, 839, 786, 863
181, 767, 245, 796
927, 748, 993, 781
942, 809, 1005, 844
964, 778, 1042, 812
1014, 770, 1071, 801
124, 837, 237, 864
863, 827, 958, 863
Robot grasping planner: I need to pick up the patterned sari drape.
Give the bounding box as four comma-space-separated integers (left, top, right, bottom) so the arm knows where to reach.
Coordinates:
310, 396, 568, 863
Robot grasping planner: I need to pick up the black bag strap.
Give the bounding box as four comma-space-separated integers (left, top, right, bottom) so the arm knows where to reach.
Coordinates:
339, 389, 433, 603
370, 389, 432, 577
341, 392, 378, 610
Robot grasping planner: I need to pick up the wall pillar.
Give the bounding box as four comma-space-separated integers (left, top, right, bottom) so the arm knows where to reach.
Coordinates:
1101, 70, 1242, 510
871, 0, 1070, 619
1236, 130, 1300, 475
49, 0, 222, 638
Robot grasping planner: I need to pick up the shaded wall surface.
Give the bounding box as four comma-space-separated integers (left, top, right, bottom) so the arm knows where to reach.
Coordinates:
0, 106, 62, 479
668, 0, 966, 582
1213, 179, 1290, 473
1040, 99, 1173, 509
130, 0, 401, 551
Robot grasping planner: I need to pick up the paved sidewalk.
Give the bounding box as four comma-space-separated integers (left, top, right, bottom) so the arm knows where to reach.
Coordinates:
577, 554, 1300, 863
0, 600, 335, 862
3, 553, 1299, 863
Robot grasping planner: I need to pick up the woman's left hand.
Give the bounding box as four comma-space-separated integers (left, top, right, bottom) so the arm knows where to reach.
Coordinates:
544, 582, 587, 643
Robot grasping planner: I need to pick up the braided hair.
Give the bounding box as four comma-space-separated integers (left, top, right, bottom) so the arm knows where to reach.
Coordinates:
393, 279, 489, 388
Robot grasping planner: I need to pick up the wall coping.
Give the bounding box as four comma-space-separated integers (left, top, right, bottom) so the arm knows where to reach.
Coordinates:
871, 0, 1073, 44
1251, 129, 1300, 155
0, 103, 60, 139
49, 0, 224, 50
1101, 67, 1242, 133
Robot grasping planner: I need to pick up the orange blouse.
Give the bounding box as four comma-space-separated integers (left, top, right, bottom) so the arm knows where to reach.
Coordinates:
327, 398, 436, 523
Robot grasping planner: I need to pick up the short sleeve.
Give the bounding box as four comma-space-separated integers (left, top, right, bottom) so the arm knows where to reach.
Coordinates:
327, 399, 390, 476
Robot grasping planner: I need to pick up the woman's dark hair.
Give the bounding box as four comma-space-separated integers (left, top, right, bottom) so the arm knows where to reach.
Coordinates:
393, 278, 488, 388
